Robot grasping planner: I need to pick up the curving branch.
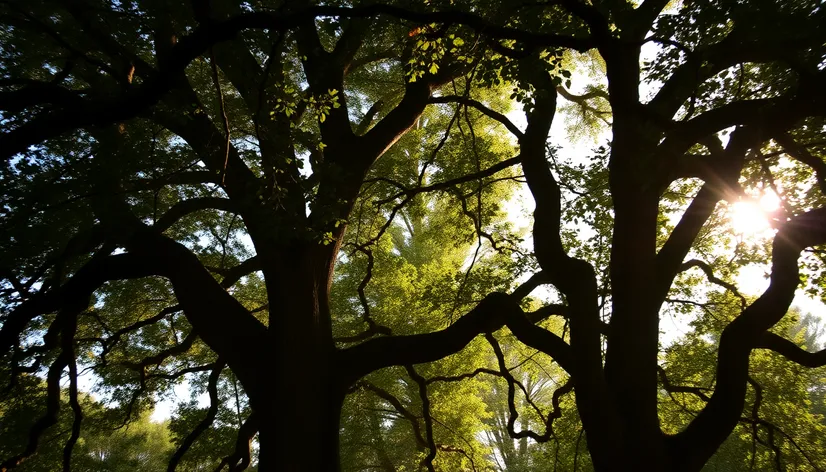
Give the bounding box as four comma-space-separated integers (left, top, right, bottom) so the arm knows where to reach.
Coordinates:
670, 206, 826, 471
648, 22, 825, 120
658, 72, 826, 162
510, 271, 550, 300
756, 332, 826, 368
92, 193, 269, 395
0, 252, 160, 359
405, 365, 437, 472
354, 99, 385, 136
556, 86, 611, 125
115, 330, 199, 427
430, 95, 523, 138
334, 245, 392, 344
738, 415, 823, 471
96, 304, 182, 365
678, 259, 747, 309
338, 292, 573, 386
0, 305, 81, 471
774, 132, 826, 195
0, 352, 68, 470
374, 156, 522, 206
154, 198, 241, 232
517, 72, 605, 395
658, 366, 711, 403
486, 333, 569, 443
655, 129, 760, 306
0, 80, 85, 114
167, 360, 226, 472
121, 330, 198, 373
745, 376, 766, 470
214, 413, 259, 472
62, 321, 82, 472
357, 381, 428, 448
207, 256, 262, 289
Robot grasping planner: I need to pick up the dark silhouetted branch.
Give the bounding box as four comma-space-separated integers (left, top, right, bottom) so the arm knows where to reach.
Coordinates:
0, 252, 159, 359
214, 413, 259, 472
375, 156, 522, 206
406, 365, 437, 472
679, 259, 747, 309
670, 206, 826, 470
431, 95, 523, 138
357, 381, 427, 448
756, 332, 826, 368
155, 198, 241, 232
339, 292, 573, 385
167, 360, 225, 472
62, 319, 82, 472
1, 306, 80, 471
658, 366, 711, 403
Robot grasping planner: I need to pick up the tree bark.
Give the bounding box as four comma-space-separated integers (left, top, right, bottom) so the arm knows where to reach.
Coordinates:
256, 385, 344, 472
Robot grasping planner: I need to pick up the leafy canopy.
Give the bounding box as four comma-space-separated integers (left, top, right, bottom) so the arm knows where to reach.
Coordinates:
1, 0, 826, 471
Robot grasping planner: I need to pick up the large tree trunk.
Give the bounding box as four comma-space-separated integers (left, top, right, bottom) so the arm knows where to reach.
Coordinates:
256, 381, 344, 472
248, 236, 343, 472
582, 427, 674, 472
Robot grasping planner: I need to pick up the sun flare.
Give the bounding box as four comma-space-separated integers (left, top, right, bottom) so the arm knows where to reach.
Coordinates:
729, 193, 780, 235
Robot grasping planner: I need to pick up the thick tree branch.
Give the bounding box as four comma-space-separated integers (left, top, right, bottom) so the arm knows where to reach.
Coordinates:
208, 256, 262, 289
0, 4, 596, 163
670, 206, 826, 471
338, 292, 573, 386
0, 252, 158, 359
648, 24, 824, 120
0, 81, 84, 114
659, 75, 826, 162
62, 321, 82, 472
655, 129, 769, 307
355, 100, 384, 136
93, 190, 269, 395
124, 228, 268, 393
518, 70, 611, 449
756, 332, 826, 368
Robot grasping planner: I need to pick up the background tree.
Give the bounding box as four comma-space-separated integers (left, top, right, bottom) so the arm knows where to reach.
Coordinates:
1, 375, 175, 471
1, 0, 826, 471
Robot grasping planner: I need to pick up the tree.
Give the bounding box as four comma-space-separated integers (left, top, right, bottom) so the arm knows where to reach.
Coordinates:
2, 0, 826, 470
0, 374, 174, 471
